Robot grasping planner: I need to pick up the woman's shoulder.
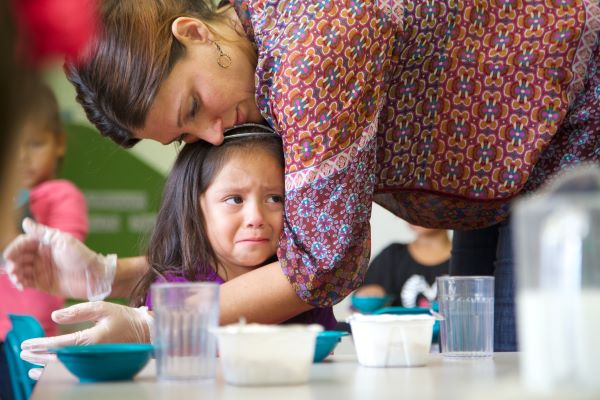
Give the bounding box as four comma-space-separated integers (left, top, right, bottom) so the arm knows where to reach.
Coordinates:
253, 1, 398, 169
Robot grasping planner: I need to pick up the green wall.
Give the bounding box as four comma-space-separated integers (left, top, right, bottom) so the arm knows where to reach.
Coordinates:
60, 123, 165, 257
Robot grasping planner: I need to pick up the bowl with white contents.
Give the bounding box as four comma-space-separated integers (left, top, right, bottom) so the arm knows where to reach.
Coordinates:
214, 323, 322, 386
348, 314, 435, 367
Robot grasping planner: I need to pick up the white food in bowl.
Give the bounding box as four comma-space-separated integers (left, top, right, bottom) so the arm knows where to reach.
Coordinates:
348, 314, 434, 367
215, 323, 322, 386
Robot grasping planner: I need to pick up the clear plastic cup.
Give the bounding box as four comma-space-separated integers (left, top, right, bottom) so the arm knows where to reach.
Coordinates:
514, 187, 600, 392
437, 276, 494, 358
151, 282, 219, 381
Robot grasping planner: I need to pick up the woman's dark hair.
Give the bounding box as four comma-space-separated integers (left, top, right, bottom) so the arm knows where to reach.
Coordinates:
64, 0, 235, 148
131, 125, 283, 306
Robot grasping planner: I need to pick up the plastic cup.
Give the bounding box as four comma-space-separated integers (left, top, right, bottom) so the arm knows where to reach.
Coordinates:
151, 282, 219, 381
514, 190, 600, 392
437, 276, 494, 358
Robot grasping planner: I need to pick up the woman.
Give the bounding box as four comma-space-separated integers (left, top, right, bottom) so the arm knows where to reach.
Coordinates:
5, 0, 599, 358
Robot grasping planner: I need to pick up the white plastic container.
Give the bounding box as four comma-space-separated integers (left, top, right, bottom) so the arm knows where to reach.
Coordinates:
214, 323, 322, 386
348, 314, 434, 367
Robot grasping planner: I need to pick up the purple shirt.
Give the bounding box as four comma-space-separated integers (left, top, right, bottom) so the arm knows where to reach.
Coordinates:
145, 268, 337, 330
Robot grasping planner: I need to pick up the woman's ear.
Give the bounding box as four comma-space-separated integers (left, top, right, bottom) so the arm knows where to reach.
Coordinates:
171, 17, 211, 46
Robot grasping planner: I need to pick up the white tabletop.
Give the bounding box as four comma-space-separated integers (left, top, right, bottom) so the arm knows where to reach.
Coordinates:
31, 337, 595, 400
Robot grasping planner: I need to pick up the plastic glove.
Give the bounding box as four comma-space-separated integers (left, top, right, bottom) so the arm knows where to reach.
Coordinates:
20, 301, 153, 380
3, 218, 117, 300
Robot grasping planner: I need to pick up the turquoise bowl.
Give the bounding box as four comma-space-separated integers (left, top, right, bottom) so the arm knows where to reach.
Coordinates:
351, 295, 393, 314
374, 307, 440, 343
56, 344, 154, 383
313, 331, 349, 362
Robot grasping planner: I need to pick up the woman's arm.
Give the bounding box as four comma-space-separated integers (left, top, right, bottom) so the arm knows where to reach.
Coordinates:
3, 220, 149, 300
110, 256, 149, 297
3, 218, 307, 321
219, 261, 313, 325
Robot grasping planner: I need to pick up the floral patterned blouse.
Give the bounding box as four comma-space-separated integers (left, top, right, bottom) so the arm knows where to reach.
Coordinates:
233, 0, 599, 307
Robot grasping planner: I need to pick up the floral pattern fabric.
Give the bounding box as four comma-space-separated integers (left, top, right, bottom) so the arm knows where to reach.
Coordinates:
525, 28, 600, 191
233, 0, 598, 307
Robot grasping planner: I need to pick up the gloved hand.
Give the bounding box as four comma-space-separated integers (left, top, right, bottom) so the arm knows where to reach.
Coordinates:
20, 301, 153, 380
3, 218, 117, 300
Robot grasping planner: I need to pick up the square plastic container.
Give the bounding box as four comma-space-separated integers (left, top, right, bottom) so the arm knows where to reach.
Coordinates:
214, 323, 322, 386
348, 314, 434, 367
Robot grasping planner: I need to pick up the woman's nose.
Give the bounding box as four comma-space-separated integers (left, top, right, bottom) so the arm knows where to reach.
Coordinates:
188, 118, 224, 145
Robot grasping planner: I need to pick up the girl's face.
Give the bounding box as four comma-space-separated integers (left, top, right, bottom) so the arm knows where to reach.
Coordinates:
200, 148, 284, 279
18, 122, 65, 188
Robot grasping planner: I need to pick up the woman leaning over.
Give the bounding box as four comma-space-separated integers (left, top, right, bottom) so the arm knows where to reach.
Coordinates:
5, 0, 599, 359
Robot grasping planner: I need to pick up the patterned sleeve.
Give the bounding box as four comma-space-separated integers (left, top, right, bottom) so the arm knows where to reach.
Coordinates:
257, 1, 401, 307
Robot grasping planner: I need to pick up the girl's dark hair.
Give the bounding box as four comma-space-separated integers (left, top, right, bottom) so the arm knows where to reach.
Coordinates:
64, 0, 231, 148
24, 83, 63, 135
130, 125, 283, 306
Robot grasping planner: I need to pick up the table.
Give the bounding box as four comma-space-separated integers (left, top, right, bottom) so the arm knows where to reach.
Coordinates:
30, 337, 595, 400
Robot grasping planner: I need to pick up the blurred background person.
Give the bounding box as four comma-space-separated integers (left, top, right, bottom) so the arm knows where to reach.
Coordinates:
0, 82, 88, 400
355, 224, 451, 308
0, 82, 88, 338
0, 1, 97, 398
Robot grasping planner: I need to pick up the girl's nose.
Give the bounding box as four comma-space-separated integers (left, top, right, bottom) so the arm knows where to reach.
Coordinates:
18, 145, 27, 162
245, 203, 265, 228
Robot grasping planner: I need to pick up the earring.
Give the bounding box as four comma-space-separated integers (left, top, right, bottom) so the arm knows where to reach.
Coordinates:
212, 40, 232, 68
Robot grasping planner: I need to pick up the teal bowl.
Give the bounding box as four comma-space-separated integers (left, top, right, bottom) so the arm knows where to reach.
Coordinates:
374, 307, 440, 343
56, 344, 154, 383
351, 295, 393, 314
313, 331, 349, 362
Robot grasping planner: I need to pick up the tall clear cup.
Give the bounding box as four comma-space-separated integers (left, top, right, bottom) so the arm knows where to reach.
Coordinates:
437, 276, 494, 358
151, 282, 219, 381
514, 189, 600, 392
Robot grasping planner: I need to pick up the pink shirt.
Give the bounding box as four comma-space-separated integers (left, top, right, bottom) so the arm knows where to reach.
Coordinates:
0, 179, 88, 339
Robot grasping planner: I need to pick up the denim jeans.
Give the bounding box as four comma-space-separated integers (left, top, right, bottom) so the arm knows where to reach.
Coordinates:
449, 219, 518, 352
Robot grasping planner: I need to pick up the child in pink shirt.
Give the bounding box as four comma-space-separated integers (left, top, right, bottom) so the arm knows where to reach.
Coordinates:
0, 84, 88, 340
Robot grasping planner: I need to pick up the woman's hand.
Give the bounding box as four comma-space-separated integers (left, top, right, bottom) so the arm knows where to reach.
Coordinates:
3, 218, 116, 300
20, 301, 153, 380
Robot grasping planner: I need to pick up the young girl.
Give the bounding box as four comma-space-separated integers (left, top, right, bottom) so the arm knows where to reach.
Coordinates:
0, 84, 87, 396
132, 124, 335, 329
0, 84, 88, 338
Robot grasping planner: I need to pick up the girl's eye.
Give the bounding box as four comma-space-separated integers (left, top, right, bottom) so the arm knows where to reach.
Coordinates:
28, 140, 45, 148
267, 195, 284, 204
225, 196, 243, 205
